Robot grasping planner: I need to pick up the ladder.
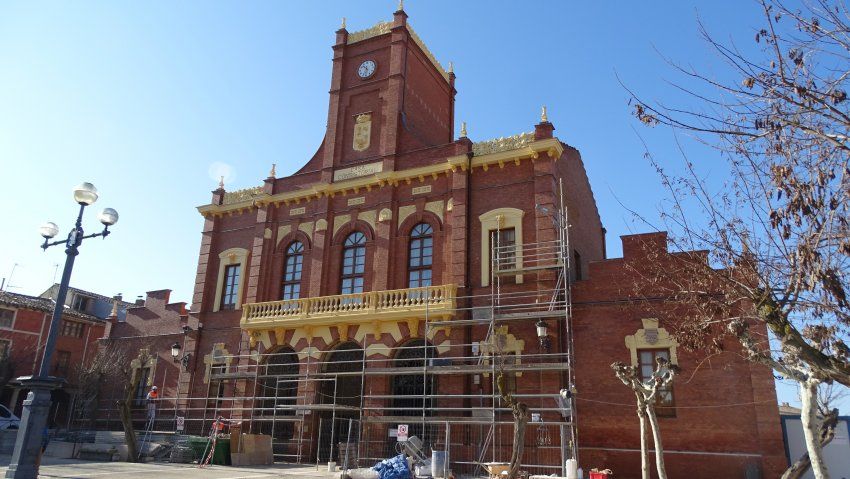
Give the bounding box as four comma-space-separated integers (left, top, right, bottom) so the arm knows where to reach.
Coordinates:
137, 412, 155, 460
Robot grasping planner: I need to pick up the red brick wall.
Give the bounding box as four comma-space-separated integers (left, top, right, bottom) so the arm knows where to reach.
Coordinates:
571, 233, 787, 478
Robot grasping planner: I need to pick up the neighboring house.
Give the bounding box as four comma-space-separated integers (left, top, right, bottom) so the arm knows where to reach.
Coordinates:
781, 412, 850, 479
40, 284, 132, 322
91, 7, 788, 477
0, 291, 105, 426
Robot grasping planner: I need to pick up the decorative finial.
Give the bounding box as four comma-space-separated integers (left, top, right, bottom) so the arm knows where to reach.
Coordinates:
448, 61, 454, 74
341, 17, 346, 29
269, 163, 276, 178
541, 105, 548, 123
460, 121, 467, 138
219, 176, 224, 189
398, 0, 404, 11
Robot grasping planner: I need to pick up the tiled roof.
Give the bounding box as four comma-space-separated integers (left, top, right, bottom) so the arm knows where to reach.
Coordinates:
0, 291, 102, 322
41, 284, 134, 308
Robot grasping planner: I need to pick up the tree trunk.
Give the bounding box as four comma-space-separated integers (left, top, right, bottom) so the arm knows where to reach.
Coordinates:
781, 408, 839, 479
118, 367, 142, 462
646, 405, 668, 479
800, 379, 830, 479
507, 403, 529, 479
638, 402, 649, 479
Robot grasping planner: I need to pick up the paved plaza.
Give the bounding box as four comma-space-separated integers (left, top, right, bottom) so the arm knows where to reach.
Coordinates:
0, 456, 339, 479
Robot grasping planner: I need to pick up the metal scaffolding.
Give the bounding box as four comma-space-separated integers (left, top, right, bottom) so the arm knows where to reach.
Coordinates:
82, 185, 577, 476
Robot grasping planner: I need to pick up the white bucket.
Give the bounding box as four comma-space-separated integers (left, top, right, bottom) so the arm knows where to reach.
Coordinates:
565, 459, 578, 479
328, 461, 337, 472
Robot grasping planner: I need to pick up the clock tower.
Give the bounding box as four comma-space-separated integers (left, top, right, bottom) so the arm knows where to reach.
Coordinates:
312, 6, 457, 182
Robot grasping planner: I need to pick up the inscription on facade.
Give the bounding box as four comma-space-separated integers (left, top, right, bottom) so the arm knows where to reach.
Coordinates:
412, 185, 432, 195
289, 207, 306, 216
347, 196, 366, 206
333, 161, 383, 182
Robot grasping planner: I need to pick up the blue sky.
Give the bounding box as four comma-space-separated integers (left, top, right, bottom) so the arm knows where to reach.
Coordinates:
0, 1, 821, 407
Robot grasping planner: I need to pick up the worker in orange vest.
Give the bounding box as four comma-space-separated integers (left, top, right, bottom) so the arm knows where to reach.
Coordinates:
145, 386, 158, 422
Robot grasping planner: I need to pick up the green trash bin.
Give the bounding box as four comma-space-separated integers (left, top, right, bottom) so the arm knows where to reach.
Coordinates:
212, 436, 231, 465
187, 436, 211, 463
187, 435, 230, 465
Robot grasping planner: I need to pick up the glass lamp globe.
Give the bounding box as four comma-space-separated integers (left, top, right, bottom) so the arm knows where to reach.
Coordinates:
99, 208, 119, 226
536, 319, 548, 339
171, 342, 181, 360
73, 182, 99, 205
39, 222, 59, 239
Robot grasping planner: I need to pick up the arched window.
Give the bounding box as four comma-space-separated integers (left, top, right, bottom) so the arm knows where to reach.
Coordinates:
281, 241, 304, 300
341, 232, 367, 294
408, 223, 433, 288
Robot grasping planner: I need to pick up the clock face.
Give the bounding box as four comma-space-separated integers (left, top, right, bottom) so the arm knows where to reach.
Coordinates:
358, 60, 376, 79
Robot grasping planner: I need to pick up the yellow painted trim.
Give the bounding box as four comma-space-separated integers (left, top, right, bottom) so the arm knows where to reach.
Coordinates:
129, 349, 157, 387
479, 208, 525, 287
197, 139, 562, 217
332, 214, 352, 237
358, 210, 377, 231
213, 247, 249, 312
276, 225, 292, 246
203, 343, 233, 384
424, 200, 445, 222
298, 221, 314, 238
241, 286, 456, 334
624, 318, 679, 366
398, 205, 417, 227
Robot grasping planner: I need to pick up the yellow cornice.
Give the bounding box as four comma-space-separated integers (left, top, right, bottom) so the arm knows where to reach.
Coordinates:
197, 138, 563, 217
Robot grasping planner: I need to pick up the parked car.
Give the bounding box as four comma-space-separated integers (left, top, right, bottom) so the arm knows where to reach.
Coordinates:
0, 405, 20, 429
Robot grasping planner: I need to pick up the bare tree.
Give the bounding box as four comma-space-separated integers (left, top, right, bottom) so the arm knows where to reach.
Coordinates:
116, 349, 151, 462
496, 370, 529, 479
612, 357, 680, 479
626, 1, 850, 477
72, 344, 128, 426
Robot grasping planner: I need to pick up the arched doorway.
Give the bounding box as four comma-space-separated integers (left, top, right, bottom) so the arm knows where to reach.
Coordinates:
318, 341, 364, 462
391, 339, 436, 441
255, 347, 299, 461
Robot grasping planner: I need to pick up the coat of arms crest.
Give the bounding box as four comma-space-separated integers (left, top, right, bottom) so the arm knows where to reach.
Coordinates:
353, 113, 371, 151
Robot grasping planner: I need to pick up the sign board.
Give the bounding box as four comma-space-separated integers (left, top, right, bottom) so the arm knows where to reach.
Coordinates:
397, 424, 409, 442
176, 416, 185, 432
333, 161, 383, 182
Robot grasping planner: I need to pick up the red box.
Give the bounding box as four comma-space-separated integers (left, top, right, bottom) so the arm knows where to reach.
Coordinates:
589, 472, 612, 479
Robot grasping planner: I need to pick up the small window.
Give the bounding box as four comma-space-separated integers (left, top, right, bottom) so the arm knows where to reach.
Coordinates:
220, 264, 241, 310
0, 309, 13, 328
0, 340, 9, 358
638, 348, 675, 417
408, 223, 433, 289
573, 250, 582, 281
60, 320, 85, 338
134, 367, 151, 405
206, 364, 227, 411
72, 295, 90, 312
490, 228, 516, 272
282, 241, 305, 300
341, 232, 367, 295
53, 350, 71, 377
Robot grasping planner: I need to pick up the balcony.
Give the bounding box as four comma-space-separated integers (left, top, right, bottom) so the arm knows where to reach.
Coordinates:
240, 284, 457, 330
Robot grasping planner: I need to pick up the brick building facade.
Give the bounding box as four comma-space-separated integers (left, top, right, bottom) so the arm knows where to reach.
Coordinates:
0, 291, 105, 426
95, 8, 787, 478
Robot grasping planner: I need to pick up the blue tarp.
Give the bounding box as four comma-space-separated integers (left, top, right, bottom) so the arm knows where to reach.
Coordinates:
373, 454, 411, 479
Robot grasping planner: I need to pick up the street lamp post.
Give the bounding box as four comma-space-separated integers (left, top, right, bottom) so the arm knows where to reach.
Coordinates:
5, 183, 118, 479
